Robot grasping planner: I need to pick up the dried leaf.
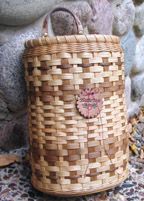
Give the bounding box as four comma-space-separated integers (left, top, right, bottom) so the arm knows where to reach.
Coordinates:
93, 192, 109, 201
140, 149, 144, 159
130, 144, 138, 155
137, 158, 144, 164
129, 134, 135, 142
138, 112, 144, 122
132, 127, 136, 134
0, 154, 20, 167
129, 117, 138, 125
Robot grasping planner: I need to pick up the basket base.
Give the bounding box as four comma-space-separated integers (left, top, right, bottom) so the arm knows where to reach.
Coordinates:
31, 172, 129, 197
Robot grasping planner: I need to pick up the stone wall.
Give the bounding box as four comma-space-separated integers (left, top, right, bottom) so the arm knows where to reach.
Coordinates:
0, 0, 143, 150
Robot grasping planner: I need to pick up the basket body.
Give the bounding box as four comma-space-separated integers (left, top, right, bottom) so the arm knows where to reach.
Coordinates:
23, 34, 129, 196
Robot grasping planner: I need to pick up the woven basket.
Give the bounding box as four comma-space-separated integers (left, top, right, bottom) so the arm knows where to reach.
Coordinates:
23, 8, 129, 197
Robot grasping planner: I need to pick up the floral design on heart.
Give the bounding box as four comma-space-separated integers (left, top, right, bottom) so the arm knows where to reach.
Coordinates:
76, 88, 103, 118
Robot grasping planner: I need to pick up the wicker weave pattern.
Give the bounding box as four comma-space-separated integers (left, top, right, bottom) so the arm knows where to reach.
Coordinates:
23, 34, 129, 196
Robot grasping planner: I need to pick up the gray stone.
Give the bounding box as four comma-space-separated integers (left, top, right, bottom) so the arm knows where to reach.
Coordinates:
125, 76, 140, 119
133, 35, 144, 74
139, 94, 144, 106
0, 17, 44, 112
50, 0, 114, 36
137, 122, 144, 132
134, 133, 141, 140
110, 193, 127, 201
131, 72, 144, 101
110, 0, 135, 36
0, 0, 61, 26
125, 76, 132, 108
0, 26, 18, 46
127, 102, 140, 118
120, 30, 136, 76
0, 16, 46, 150
134, 3, 144, 37
137, 141, 142, 147
87, 0, 114, 35
51, 1, 92, 36
0, 112, 28, 151
0, 89, 28, 150
0, 97, 12, 121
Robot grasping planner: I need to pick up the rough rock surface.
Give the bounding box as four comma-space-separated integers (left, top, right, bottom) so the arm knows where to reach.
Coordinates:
134, 2, 144, 37
133, 35, 144, 73
120, 29, 136, 75
0, 81, 28, 151
0, 18, 43, 112
0, 26, 18, 46
87, 0, 114, 35
0, 112, 28, 151
0, 0, 61, 26
131, 72, 144, 101
51, 1, 92, 36
125, 76, 140, 118
110, 0, 135, 36
0, 16, 45, 149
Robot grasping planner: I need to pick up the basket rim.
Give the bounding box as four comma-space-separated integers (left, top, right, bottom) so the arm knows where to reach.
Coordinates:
25, 34, 120, 48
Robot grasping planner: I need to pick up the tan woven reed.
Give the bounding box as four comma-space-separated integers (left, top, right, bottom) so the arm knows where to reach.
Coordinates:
23, 8, 129, 197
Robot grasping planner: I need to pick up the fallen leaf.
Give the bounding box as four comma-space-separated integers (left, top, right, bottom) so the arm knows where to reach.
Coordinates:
129, 134, 135, 142
129, 144, 138, 155
129, 117, 138, 125
93, 192, 109, 201
137, 158, 144, 164
0, 154, 20, 167
140, 149, 144, 159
